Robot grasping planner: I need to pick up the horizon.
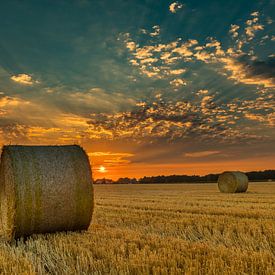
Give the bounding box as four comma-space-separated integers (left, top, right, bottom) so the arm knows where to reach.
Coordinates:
93, 168, 275, 181
0, 0, 274, 180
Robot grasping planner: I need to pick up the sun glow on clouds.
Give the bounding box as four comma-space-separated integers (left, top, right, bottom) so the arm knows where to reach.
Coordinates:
10, 74, 38, 85
169, 2, 183, 14
88, 152, 134, 165
0, 96, 31, 108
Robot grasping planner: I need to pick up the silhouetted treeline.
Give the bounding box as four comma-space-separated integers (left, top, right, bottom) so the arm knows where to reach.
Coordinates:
139, 174, 219, 184
246, 170, 275, 181
94, 170, 275, 184
138, 170, 275, 184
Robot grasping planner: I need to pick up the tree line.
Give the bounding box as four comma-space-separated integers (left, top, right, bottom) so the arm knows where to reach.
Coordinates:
94, 169, 275, 184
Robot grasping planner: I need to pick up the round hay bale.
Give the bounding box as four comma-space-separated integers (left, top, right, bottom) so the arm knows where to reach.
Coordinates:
0, 145, 93, 240
218, 171, 248, 193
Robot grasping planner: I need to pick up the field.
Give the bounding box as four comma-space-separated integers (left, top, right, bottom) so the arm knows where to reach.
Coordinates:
0, 183, 274, 274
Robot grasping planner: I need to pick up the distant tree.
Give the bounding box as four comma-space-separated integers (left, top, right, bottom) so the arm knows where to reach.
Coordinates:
116, 177, 132, 184
130, 178, 138, 184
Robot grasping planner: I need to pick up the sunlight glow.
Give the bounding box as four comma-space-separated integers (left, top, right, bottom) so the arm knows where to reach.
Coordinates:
99, 165, 107, 173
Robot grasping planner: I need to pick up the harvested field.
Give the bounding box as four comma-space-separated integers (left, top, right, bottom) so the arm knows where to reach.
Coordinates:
0, 183, 274, 274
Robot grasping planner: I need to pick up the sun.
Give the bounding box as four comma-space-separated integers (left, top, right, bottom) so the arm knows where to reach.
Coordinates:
99, 165, 107, 173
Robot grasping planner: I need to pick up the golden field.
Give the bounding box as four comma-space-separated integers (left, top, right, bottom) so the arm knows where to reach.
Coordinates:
0, 183, 274, 274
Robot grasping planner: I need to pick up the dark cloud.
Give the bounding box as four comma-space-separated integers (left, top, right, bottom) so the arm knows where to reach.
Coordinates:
238, 55, 275, 85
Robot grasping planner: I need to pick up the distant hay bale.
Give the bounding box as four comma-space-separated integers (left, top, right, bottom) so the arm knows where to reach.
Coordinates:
0, 145, 93, 240
218, 171, 248, 193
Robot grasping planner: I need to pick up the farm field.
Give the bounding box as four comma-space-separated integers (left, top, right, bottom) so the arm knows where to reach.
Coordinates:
0, 183, 274, 274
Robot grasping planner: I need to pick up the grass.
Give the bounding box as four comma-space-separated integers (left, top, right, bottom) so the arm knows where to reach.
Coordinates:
0, 182, 274, 274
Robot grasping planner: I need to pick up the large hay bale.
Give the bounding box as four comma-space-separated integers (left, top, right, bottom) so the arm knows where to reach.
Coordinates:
218, 171, 248, 193
0, 145, 93, 240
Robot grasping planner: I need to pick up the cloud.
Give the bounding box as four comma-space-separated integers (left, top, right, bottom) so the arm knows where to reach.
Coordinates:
0, 88, 135, 144
124, 36, 194, 78
134, 46, 155, 59
0, 96, 35, 122
10, 74, 38, 85
221, 56, 275, 88
185, 150, 220, 157
88, 152, 134, 168
245, 24, 264, 40
251, 11, 259, 17
3, 11, 273, 149
88, 152, 134, 157
169, 69, 186, 75
0, 96, 30, 108
92, 152, 133, 162
140, 57, 158, 64
240, 95, 275, 127
196, 89, 209, 95
124, 11, 274, 90
0, 95, 92, 144
1, 89, 272, 147
244, 12, 264, 40
170, 78, 187, 87
229, 24, 240, 38
150, 25, 160, 37
169, 2, 183, 13
126, 41, 136, 51
86, 94, 268, 144
172, 39, 198, 57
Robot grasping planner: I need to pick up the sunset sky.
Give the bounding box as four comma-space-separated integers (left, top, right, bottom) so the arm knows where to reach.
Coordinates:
0, 0, 274, 179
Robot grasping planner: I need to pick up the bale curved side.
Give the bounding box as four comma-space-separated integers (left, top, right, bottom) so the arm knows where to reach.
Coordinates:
218, 171, 248, 193
0, 145, 94, 240
234, 172, 249, 193
0, 148, 17, 240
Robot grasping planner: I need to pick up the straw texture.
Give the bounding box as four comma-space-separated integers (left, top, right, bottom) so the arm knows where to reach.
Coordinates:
0, 145, 93, 240
218, 171, 248, 193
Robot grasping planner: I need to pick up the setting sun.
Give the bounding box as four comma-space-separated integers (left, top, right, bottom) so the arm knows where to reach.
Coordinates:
99, 165, 107, 173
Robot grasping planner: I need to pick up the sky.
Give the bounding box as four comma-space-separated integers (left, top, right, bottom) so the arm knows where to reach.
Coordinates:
0, 0, 274, 180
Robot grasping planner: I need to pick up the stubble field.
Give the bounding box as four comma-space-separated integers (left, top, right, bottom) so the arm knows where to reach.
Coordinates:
0, 183, 274, 274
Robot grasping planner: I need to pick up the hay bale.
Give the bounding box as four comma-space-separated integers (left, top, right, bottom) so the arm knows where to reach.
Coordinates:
0, 145, 93, 240
218, 171, 248, 193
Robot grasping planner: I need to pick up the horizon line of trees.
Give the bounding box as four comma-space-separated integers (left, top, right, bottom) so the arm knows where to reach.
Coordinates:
94, 169, 275, 184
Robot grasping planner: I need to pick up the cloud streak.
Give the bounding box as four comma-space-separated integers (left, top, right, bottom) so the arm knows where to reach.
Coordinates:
185, 150, 220, 158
